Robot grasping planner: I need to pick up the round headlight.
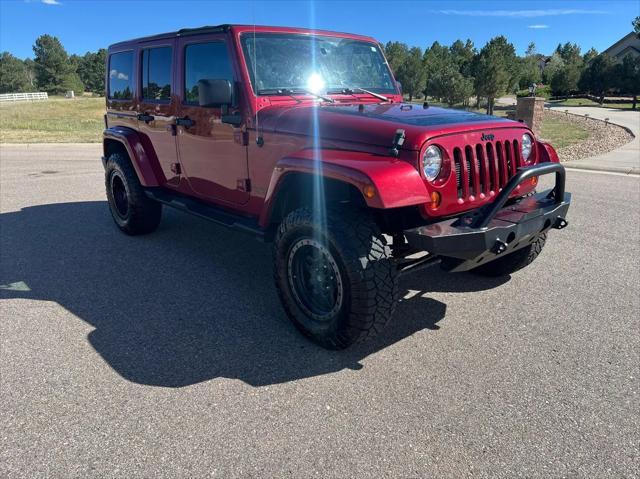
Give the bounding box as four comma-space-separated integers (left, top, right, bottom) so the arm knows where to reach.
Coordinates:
521, 133, 533, 163
423, 145, 442, 181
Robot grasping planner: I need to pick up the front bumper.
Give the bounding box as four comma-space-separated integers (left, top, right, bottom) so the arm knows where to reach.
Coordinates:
403, 163, 571, 272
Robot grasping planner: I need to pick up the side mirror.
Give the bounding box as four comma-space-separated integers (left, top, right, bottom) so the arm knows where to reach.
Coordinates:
197, 79, 242, 127
197, 79, 233, 107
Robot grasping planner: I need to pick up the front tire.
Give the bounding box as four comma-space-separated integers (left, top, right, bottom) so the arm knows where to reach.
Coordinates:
273, 207, 398, 349
472, 233, 547, 277
105, 152, 162, 235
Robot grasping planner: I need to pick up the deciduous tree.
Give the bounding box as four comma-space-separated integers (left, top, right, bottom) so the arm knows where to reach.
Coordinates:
0, 52, 34, 93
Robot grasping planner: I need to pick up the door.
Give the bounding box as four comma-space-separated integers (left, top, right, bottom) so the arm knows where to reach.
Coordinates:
176, 36, 249, 205
137, 40, 180, 187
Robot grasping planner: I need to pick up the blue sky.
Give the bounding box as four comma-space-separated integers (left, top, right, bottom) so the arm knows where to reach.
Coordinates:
0, 0, 638, 58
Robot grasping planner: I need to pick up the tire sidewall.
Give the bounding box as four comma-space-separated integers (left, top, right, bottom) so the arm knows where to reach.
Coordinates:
105, 159, 132, 229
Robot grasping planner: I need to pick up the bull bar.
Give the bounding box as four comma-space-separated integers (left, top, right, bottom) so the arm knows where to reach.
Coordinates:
403, 163, 571, 273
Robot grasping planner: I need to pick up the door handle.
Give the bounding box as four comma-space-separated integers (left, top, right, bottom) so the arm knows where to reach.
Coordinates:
137, 113, 154, 123
176, 117, 195, 128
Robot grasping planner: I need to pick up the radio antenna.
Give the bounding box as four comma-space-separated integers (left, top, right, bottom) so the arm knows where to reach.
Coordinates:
252, 7, 263, 146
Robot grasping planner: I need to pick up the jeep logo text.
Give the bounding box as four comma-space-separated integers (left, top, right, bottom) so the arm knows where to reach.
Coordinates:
481, 133, 495, 141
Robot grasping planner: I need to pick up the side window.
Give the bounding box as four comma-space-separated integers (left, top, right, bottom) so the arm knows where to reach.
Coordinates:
184, 42, 233, 105
141, 47, 172, 102
108, 51, 134, 100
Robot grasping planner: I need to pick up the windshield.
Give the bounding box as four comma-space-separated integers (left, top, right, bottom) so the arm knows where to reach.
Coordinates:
240, 33, 397, 95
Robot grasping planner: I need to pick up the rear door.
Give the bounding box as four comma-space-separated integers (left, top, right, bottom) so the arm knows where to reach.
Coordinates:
175, 35, 249, 205
138, 40, 180, 187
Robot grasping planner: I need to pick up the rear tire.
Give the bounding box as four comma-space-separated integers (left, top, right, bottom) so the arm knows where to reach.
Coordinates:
105, 152, 162, 235
273, 207, 398, 349
472, 233, 546, 277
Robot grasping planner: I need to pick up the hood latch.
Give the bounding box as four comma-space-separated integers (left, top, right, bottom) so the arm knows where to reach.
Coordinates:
389, 129, 406, 158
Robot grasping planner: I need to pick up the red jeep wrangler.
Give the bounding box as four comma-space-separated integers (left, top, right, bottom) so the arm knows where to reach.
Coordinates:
103, 24, 571, 349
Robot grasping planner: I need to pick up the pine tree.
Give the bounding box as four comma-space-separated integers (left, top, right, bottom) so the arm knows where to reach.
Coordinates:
33, 34, 83, 95
396, 47, 425, 101
77, 49, 107, 94
383, 42, 409, 76
474, 36, 518, 115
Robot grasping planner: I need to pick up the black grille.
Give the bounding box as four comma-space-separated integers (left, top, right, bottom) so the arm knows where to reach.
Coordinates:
453, 140, 521, 199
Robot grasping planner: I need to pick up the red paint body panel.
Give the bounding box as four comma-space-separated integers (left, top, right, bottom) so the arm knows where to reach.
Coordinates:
105, 24, 548, 231
103, 127, 165, 187
258, 149, 430, 227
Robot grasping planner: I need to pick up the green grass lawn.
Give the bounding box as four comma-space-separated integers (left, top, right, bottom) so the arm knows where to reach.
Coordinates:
539, 114, 590, 149
0, 96, 590, 150
547, 98, 636, 110
0, 96, 104, 143
420, 101, 588, 149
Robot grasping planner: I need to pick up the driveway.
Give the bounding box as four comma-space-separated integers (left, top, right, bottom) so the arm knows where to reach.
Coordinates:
545, 105, 639, 174
1, 144, 639, 478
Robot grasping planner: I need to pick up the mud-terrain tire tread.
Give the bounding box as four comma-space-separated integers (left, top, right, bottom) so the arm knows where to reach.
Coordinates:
273, 207, 398, 349
105, 152, 162, 235
472, 233, 547, 277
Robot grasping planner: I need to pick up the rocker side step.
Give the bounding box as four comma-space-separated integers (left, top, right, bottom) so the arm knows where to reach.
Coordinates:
144, 188, 265, 239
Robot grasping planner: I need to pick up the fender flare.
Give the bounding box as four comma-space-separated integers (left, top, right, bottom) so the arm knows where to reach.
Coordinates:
537, 140, 560, 164
103, 127, 165, 187
259, 149, 430, 227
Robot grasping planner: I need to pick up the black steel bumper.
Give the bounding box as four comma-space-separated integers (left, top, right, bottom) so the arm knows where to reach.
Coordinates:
404, 163, 571, 272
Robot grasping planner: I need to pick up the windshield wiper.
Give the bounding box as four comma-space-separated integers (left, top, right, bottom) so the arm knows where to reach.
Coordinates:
257, 88, 335, 103
328, 87, 390, 102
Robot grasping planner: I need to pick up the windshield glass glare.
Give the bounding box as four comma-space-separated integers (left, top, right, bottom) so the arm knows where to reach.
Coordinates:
240, 33, 397, 95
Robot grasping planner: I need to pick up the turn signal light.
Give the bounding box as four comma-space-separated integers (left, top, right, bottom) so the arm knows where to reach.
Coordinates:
429, 191, 441, 210
531, 176, 538, 187
363, 185, 376, 199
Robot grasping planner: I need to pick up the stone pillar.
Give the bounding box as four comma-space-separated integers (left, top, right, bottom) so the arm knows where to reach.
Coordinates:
515, 97, 545, 136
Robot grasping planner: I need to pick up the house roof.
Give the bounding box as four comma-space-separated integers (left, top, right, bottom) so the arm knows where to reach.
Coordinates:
602, 31, 639, 56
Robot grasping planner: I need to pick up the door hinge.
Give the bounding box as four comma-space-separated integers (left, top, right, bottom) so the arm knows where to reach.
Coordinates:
234, 130, 249, 146
237, 178, 251, 192
171, 163, 181, 175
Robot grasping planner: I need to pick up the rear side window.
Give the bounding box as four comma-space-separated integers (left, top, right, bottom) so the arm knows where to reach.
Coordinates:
108, 51, 134, 100
184, 42, 233, 105
141, 47, 172, 102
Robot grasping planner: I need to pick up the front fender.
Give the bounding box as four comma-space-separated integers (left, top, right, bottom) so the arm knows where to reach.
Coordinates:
259, 149, 430, 227
537, 140, 560, 163
103, 127, 165, 187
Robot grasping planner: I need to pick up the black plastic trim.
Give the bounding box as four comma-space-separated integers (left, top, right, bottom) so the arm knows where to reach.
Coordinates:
403, 174, 571, 273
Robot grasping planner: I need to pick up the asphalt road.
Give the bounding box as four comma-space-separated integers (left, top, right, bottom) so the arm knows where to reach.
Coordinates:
1, 144, 639, 478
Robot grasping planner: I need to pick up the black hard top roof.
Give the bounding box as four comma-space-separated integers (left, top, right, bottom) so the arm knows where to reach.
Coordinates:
108, 24, 232, 49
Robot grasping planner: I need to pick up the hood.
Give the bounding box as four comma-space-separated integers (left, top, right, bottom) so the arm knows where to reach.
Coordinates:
257, 103, 522, 151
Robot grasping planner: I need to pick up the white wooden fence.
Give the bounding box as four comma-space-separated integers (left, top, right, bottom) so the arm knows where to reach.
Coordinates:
0, 92, 48, 102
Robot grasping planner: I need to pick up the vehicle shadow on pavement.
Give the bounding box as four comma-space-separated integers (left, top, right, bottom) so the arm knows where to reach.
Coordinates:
0, 201, 509, 387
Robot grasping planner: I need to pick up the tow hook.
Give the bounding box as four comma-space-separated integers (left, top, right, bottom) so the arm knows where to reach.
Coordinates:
492, 240, 508, 255
553, 217, 568, 229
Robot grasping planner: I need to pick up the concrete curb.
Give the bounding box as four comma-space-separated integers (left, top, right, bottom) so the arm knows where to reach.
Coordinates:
564, 162, 640, 176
